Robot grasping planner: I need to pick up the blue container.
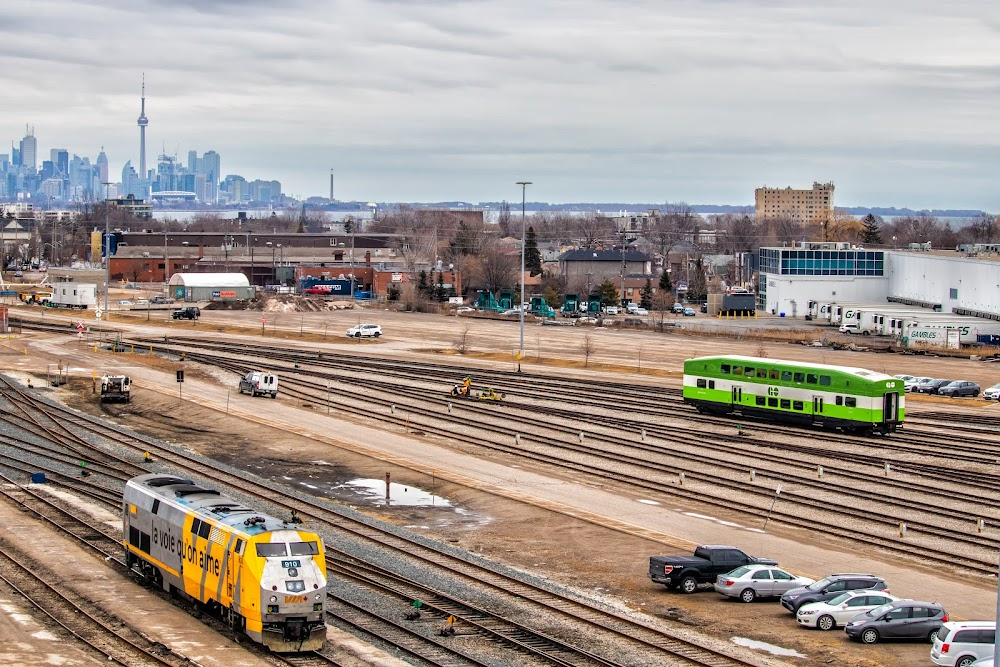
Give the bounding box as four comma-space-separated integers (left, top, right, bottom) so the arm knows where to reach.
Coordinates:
31, 472, 46, 484
779, 312, 785, 317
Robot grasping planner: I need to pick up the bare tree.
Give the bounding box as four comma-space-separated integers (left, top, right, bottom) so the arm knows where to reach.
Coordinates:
497, 201, 512, 237
477, 240, 519, 293
575, 213, 615, 247
968, 212, 998, 243
453, 325, 472, 355
580, 331, 595, 367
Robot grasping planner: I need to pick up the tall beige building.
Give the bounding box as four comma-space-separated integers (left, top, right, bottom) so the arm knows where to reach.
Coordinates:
755, 182, 834, 223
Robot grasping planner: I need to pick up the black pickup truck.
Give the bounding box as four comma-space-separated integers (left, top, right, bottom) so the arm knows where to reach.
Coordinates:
649, 545, 777, 593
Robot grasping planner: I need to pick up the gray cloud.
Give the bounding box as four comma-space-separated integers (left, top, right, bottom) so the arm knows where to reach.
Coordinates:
1, 0, 997, 210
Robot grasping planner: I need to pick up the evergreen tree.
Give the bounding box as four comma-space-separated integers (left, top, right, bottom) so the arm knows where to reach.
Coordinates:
524, 226, 543, 276
387, 284, 400, 302
417, 270, 429, 298
640, 278, 654, 309
658, 270, 672, 295
860, 214, 883, 244
435, 272, 447, 302
596, 279, 619, 308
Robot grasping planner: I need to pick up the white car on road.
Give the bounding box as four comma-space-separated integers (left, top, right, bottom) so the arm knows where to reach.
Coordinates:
346, 323, 382, 338
796, 590, 899, 631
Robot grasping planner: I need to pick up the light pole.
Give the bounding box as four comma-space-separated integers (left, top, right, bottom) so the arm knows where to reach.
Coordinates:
516, 181, 531, 372
102, 182, 111, 314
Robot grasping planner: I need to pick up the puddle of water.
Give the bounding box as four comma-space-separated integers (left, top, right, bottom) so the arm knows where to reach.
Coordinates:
731, 637, 806, 658
334, 478, 452, 508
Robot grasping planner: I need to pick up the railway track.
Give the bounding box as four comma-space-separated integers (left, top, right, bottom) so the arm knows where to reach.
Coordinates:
128, 341, 1000, 572
0, 375, 764, 667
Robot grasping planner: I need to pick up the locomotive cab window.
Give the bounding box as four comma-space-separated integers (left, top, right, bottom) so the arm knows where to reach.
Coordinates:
845, 397, 857, 408
256, 543, 288, 557
820, 375, 831, 386
290, 541, 320, 556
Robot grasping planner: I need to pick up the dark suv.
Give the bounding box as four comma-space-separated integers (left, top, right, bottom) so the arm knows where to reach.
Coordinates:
172, 306, 200, 320
780, 573, 888, 613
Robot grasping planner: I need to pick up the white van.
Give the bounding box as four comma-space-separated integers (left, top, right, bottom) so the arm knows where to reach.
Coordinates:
931, 621, 996, 667
239, 371, 278, 398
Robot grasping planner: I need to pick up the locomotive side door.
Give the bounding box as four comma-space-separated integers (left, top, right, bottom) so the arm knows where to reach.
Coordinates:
731, 386, 742, 408
882, 392, 898, 428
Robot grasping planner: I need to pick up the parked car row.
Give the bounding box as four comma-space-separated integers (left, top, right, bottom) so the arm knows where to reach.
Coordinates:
651, 547, 991, 663
894, 375, 983, 398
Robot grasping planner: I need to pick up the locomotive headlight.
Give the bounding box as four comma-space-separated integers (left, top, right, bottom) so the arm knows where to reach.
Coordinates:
314, 593, 321, 600
269, 596, 277, 603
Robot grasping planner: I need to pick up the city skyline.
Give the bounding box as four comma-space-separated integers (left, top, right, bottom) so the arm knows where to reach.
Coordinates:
1, 0, 998, 210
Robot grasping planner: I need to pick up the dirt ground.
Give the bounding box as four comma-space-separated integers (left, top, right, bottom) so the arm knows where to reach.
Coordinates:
6, 304, 1000, 666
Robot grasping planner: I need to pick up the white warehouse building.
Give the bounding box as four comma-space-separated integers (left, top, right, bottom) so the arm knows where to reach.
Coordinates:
757, 242, 1000, 321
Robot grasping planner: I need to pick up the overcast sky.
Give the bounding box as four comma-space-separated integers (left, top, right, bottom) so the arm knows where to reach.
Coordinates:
2, 0, 998, 210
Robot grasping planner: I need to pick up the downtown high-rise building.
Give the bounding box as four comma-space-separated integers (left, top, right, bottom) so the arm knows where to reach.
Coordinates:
19, 126, 37, 172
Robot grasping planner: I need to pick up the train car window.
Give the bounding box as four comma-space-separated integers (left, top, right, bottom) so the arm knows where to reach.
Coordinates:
256, 543, 288, 557
708, 380, 715, 389
780, 399, 791, 409
697, 379, 707, 388
769, 369, 779, 380
290, 541, 320, 556
755, 396, 765, 406
732, 367, 743, 376
820, 375, 831, 386
845, 397, 857, 407
198, 522, 211, 539
767, 397, 778, 407
720, 364, 730, 374
191, 518, 202, 535
756, 369, 767, 378
793, 372, 805, 383
235, 539, 244, 555
744, 367, 754, 377
781, 371, 792, 381
806, 374, 818, 384
793, 401, 804, 410
836, 396, 843, 405
151, 499, 160, 515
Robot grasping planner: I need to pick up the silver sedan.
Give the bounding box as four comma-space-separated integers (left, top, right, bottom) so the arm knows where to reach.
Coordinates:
715, 565, 814, 603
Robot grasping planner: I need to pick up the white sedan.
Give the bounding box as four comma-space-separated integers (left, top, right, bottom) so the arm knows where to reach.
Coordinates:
346, 323, 382, 338
796, 590, 899, 631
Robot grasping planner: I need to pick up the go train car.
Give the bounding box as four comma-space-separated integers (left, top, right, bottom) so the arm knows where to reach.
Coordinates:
123, 474, 327, 651
683, 355, 904, 435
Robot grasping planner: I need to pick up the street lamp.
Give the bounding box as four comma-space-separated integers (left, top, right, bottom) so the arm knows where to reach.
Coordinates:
516, 181, 531, 372
102, 181, 111, 314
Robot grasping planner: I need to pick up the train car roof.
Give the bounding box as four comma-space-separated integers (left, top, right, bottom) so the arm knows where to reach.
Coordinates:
127, 473, 301, 537
685, 355, 896, 382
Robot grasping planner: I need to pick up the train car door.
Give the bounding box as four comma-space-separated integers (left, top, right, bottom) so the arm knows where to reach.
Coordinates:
882, 392, 898, 427
812, 396, 825, 424
731, 386, 742, 407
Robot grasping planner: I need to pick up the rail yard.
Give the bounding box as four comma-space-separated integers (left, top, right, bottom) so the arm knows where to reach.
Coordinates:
1, 303, 999, 667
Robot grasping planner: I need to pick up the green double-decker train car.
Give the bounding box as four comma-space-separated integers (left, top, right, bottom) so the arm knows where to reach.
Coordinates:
683, 355, 905, 435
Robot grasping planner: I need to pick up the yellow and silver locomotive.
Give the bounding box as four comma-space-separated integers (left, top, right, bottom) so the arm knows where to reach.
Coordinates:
123, 474, 327, 651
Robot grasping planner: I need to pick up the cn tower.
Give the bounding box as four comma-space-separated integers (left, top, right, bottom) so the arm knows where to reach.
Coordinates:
137, 74, 149, 177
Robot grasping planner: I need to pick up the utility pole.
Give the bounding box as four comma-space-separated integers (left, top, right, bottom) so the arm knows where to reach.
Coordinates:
516, 181, 531, 372
102, 182, 111, 314
620, 227, 627, 308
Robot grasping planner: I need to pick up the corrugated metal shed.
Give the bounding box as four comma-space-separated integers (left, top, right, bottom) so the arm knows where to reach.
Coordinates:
168, 273, 250, 288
